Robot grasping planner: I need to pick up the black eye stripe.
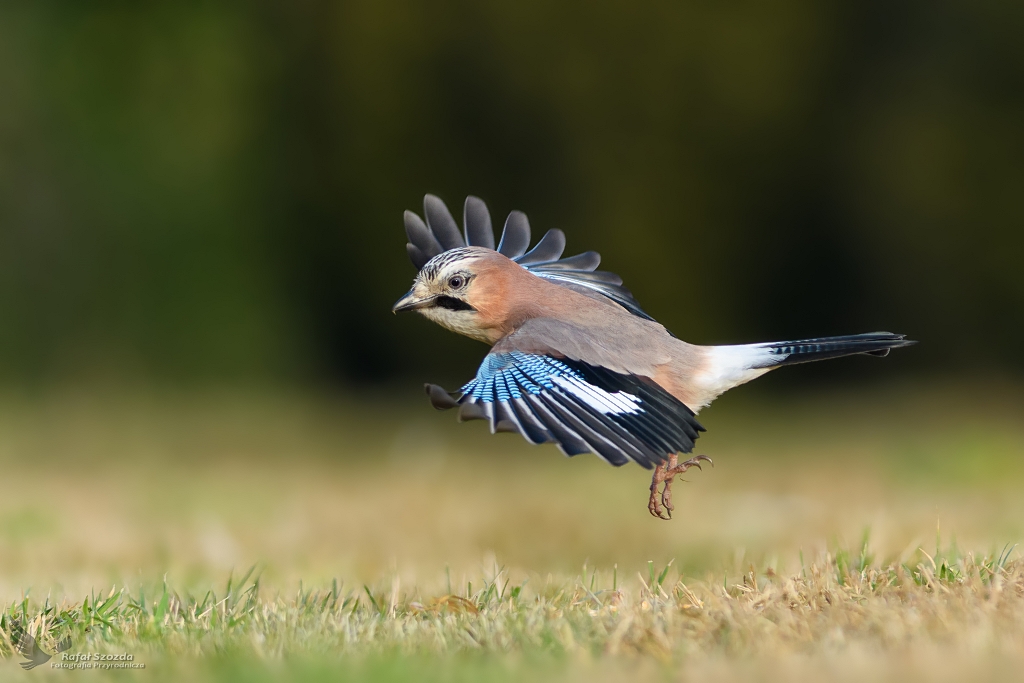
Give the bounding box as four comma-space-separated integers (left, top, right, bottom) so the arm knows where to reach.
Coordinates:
434, 296, 475, 312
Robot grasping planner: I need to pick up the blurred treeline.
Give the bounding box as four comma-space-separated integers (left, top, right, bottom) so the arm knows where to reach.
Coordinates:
1, 1, 1022, 387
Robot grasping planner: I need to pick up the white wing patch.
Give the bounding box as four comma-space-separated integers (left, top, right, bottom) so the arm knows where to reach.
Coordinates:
551, 375, 644, 415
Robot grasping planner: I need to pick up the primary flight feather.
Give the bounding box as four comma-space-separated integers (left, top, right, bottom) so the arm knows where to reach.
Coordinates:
393, 195, 915, 519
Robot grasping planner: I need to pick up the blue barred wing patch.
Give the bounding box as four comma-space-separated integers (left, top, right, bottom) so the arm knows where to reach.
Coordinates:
426, 352, 704, 469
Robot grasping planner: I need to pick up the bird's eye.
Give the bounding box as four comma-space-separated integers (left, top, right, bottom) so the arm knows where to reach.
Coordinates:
448, 276, 464, 289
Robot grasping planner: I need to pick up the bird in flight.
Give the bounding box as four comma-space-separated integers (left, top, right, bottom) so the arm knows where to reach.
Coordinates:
393, 195, 914, 519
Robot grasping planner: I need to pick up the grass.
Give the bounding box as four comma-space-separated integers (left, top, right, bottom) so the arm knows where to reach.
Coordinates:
2, 547, 1023, 681
1, 379, 1023, 680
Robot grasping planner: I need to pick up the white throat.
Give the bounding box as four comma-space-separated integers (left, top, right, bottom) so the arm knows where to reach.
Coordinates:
419, 307, 491, 344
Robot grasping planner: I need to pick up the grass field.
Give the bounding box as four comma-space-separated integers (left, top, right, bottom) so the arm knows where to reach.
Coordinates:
1, 379, 1023, 681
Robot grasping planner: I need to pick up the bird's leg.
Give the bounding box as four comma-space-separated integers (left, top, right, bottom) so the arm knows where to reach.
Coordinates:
648, 454, 677, 520
648, 454, 713, 520
660, 455, 712, 517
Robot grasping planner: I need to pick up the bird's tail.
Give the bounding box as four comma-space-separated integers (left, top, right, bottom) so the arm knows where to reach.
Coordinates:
750, 332, 916, 367
688, 332, 915, 411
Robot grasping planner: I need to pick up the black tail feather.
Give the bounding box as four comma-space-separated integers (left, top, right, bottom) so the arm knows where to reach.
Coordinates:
765, 332, 916, 366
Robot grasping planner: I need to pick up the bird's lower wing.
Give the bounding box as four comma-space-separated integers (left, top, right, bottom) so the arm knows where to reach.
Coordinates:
426, 351, 704, 469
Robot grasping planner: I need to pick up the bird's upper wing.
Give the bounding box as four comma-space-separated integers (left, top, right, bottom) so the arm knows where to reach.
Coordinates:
404, 194, 654, 320
425, 325, 704, 469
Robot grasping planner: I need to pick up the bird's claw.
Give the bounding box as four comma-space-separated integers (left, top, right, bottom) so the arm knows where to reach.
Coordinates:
681, 454, 713, 471
648, 477, 672, 520
647, 454, 712, 521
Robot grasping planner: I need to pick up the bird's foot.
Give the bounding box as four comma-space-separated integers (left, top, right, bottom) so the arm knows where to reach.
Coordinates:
648, 458, 672, 520
648, 454, 713, 520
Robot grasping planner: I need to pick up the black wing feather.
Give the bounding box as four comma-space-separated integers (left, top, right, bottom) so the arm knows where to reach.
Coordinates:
537, 392, 632, 466
545, 390, 660, 467
524, 394, 592, 455
429, 352, 703, 468
530, 251, 602, 272
463, 196, 495, 249
423, 195, 466, 250
508, 397, 553, 444
497, 210, 531, 258
404, 210, 442, 261
517, 229, 566, 265
406, 244, 430, 270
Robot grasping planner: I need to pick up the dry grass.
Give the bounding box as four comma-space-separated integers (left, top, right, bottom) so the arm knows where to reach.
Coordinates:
1, 548, 1023, 682
0, 379, 1023, 680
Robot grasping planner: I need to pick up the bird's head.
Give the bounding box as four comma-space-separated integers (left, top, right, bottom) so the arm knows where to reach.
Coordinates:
393, 247, 509, 343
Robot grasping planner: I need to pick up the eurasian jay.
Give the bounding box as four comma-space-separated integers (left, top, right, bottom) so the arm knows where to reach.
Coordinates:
393, 195, 914, 519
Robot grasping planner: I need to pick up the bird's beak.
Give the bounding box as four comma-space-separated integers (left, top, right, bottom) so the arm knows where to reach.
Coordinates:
392, 289, 435, 313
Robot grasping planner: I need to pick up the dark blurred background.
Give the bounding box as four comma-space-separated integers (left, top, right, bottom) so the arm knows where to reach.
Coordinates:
2, 0, 1022, 389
